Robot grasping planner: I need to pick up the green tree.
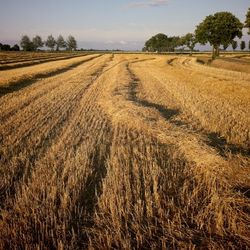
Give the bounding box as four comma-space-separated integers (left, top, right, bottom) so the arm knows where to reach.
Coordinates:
181, 33, 197, 55
232, 40, 238, 51
32, 35, 43, 51
195, 12, 243, 58
66, 35, 77, 51
1, 44, 11, 51
144, 33, 181, 52
11, 44, 20, 51
240, 41, 246, 51
45, 35, 56, 51
56, 35, 66, 51
222, 43, 229, 51
145, 33, 168, 52
245, 8, 250, 34
20, 35, 34, 51
169, 36, 181, 51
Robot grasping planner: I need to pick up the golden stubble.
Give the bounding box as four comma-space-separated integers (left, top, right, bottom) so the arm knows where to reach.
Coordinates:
0, 53, 249, 249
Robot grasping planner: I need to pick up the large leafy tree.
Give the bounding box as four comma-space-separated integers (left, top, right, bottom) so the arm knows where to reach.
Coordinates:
56, 35, 66, 51
195, 12, 243, 58
45, 35, 56, 51
20, 35, 34, 51
32, 35, 43, 51
66, 35, 77, 51
181, 33, 197, 55
245, 8, 250, 34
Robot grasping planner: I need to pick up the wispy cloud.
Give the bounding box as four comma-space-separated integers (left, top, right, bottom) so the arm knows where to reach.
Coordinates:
127, 0, 169, 9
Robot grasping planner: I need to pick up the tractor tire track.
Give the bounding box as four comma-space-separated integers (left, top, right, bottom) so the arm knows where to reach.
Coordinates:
0, 54, 113, 208
0, 54, 102, 97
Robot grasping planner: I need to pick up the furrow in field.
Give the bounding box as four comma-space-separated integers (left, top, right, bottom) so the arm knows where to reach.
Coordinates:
0, 54, 101, 96
129, 58, 250, 192
0, 55, 121, 249
131, 59, 250, 155
142, 56, 250, 148
170, 56, 250, 82
0, 53, 88, 70
0, 54, 249, 249
87, 56, 249, 249
0, 54, 112, 207
0, 54, 106, 123
0, 52, 74, 64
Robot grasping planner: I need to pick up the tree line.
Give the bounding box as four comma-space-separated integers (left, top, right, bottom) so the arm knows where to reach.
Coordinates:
20, 35, 77, 51
0, 35, 77, 52
144, 8, 250, 58
0, 43, 20, 51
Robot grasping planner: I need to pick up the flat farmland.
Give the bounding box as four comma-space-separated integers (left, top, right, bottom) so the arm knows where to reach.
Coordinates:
0, 51, 87, 70
0, 52, 249, 249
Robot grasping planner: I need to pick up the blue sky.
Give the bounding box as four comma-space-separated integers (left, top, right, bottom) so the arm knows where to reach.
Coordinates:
0, 0, 249, 50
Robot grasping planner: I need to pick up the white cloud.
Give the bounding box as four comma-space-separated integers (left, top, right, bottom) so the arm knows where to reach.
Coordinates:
119, 40, 128, 45
105, 40, 115, 44
127, 0, 169, 9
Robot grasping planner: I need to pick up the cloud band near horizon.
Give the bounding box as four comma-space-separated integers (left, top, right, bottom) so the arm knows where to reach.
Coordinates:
127, 0, 169, 9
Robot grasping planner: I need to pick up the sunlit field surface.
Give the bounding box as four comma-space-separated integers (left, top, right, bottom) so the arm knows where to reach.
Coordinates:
0, 52, 249, 249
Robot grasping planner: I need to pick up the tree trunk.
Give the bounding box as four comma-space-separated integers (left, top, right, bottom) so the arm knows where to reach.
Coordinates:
188, 46, 193, 56
212, 45, 220, 59
212, 45, 216, 59
216, 46, 220, 57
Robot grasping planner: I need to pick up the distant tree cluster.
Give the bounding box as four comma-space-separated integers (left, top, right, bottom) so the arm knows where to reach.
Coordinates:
0, 43, 20, 51
143, 34, 181, 52
144, 8, 250, 58
143, 32, 200, 55
20, 35, 77, 51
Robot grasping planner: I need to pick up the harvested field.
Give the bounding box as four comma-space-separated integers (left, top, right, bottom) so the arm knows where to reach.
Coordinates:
0, 51, 85, 70
0, 53, 249, 249
196, 54, 250, 73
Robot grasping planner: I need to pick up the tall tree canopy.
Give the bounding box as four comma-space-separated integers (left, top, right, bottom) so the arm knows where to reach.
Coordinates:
32, 35, 43, 51
180, 33, 197, 55
195, 12, 243, 58
45, 35, 56, 51
20, 35, 34, 51
67, 35, 77, 51
56, 35, 66, 51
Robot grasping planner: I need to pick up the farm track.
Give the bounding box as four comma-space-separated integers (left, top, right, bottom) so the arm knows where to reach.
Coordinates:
0, 54, 249, 249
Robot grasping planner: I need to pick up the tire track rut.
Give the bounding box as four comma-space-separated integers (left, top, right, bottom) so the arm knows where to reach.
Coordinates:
0, 54, 102, 97
0, 55, 112, 208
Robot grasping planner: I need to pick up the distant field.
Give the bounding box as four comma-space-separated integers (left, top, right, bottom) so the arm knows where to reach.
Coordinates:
195, 53, 250, 73
0, 52, 249, 249
0, 51, 88, 70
